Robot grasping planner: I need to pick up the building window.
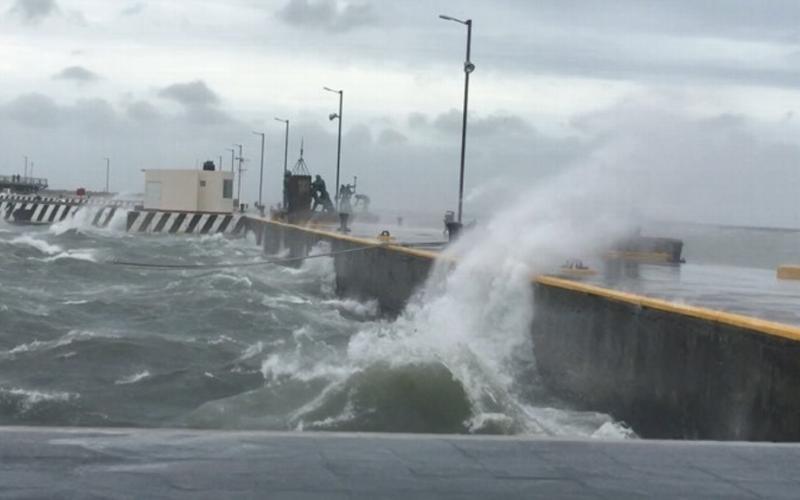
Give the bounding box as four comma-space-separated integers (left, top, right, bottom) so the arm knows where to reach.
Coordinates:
223, 179, 233, 199
199, 180, 207, 187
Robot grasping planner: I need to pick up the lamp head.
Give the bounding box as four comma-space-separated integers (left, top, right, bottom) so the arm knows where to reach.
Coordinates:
464, 61, 476, 74
329, 113, 340, 121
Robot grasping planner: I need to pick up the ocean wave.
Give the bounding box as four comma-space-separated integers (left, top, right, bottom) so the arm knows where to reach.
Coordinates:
322, 298, 379, 318
6, 330, 108, 356
0, 387, 78, 413
115, 370, 151, 385
11, 235, 63, 255
42, 250, 98, 263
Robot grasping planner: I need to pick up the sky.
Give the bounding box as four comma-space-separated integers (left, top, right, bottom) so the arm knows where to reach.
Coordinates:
2, 0, 800, 227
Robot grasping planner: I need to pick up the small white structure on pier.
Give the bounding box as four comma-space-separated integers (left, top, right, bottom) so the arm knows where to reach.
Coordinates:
143, 169, 234, 213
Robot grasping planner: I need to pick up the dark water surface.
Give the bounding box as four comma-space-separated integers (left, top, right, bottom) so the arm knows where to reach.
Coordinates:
0, 216, 627, 438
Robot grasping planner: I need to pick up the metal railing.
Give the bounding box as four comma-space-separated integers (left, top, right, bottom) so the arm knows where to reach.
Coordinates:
0, 175, 48, 188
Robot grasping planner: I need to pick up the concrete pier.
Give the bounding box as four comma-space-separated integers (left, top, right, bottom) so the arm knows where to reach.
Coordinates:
241, 216, 800, 442
2, 427, 797, 499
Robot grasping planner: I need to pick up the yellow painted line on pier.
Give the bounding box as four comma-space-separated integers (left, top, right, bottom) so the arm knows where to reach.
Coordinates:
249, 217, 440, 260
536, 275, 800, 342
248, 216, 800, 342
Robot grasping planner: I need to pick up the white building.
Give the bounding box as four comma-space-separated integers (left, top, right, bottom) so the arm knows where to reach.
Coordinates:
143, 169, 234, 213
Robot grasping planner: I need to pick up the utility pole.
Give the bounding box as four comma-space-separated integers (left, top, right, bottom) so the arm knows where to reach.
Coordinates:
104, 157, 110, 193
23, 155, 28, 178
275, 117, 290, 208
324, 87, 343, 209
253, 131, 265, 210
235, 143, 244, 207
226, 148, 235, 174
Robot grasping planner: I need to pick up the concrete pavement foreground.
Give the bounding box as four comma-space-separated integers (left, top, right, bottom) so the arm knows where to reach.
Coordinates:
0, 427, 797, 499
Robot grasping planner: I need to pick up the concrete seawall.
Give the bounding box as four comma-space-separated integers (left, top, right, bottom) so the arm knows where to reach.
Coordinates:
250, 218, 435, 315
243, 216, 800, 441
532, 277, 800, 441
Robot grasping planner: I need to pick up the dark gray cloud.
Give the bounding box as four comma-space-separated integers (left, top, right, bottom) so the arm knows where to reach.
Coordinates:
277, 0, 377, 33
157, 80, 233, 126
120, 2, 146, 16
52, 65, 100, 84
158, 80, 220, 107
7, 0, 59, 24
0, 93, 61, 127
417, 110, 534, 139
0, 93, 122, 131
377, 128, 407, 146
126, 101, 160, 122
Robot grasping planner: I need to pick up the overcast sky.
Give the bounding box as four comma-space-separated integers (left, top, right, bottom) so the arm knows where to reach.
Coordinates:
2, 0, 800, 227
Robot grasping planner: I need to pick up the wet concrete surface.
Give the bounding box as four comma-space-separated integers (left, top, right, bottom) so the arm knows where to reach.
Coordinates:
577, 262, 800, 327
2, 427, 798, 499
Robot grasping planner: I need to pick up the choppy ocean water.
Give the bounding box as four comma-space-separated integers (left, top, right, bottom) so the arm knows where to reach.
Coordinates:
0, 212, 631, 438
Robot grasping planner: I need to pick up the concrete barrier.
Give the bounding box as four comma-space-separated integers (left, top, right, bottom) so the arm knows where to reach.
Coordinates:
0, 200, 119, 227
531, 276, 800, 441
126, 210, 244, 234
242, 216, 800, 441
246, 218, 434, 312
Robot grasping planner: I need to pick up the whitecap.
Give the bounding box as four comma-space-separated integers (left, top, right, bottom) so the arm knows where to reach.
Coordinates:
42, 250, 98, 263
322, 298, 379, 318
0, 387, 78, 412
11, 235, 62, 255
115, 371, 151, 385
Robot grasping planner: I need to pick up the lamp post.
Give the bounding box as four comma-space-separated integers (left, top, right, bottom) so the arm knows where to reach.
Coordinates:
23, 155, 28, 179
225, 148, 235, 174
234, 143, 244, 207
252, 131, 265, 210
275, 117, 290, 209
439, 14, 474, 225
324, 86, 343, 209
104, 157, 110, 193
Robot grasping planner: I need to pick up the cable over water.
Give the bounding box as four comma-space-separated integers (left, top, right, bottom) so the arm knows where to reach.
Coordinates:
109, 245, 378, 270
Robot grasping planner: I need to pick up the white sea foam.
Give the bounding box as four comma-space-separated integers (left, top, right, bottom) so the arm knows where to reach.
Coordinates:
115, 371, 151, 385
331, 158, 639, 437
42, 250, 98, 263
1, 387, 78, 412
63, 299, 90, 305
11, 235, 63, 255
6, 330, 106, 355
322, 298, 379, 318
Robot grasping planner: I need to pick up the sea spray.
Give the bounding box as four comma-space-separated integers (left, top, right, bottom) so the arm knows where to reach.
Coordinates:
330, 160, 641, 435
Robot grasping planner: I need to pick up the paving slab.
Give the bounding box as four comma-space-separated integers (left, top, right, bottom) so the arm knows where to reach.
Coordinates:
0, 427, 798, 499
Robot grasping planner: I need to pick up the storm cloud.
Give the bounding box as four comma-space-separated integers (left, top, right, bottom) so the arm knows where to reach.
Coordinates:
53, 65, 100, 84
7, 0, 58, 24
158, 80, 220, 108
277, 0, 377, 33
2, 0, 800, 226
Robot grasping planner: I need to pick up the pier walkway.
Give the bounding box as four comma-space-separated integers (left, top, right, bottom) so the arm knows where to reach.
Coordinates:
2, 427, 797, 499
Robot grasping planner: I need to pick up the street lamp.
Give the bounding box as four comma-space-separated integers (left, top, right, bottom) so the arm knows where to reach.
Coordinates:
104, 157, 110, 193
439, 14, 474, 225
324, 86, 343, 209
225, 148, 235, 173
234, 143, 245, 206
252, 131, 265, 210
23, 155, 28, 179
275, 117, 290, 209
